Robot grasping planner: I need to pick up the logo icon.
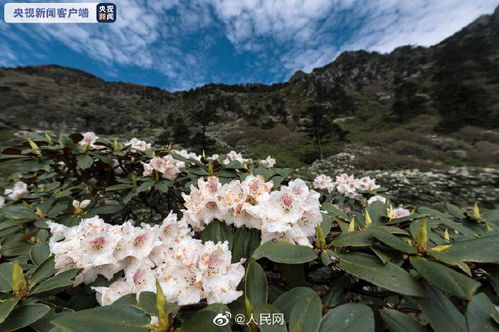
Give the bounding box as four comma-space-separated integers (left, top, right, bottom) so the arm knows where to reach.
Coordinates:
212, 311, 231, 326
96, 3, 116, 23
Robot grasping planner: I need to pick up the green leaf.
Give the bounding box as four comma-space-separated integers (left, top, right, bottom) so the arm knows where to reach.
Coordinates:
416, 285, 466, 332
245, 260, 268, 305
31, 269, 78, 294
440, 235, 499, 264
77, 155, 93, 170
138, 291, 157, 315
201, 220, 233, 249
51, 304, 150, 332
339, 252, 424, 297
30, 256, 56, 286
252, 303, 287, 332
11, 261, 26, 293
178, 304, 231, 332
88, 204, 123, 215
367, 226, 416, 254
324, 275, 350, 307
289, 294, 322, 332
273, 287, 317, 321
409, 256, 480, 300
0, 263, 14, 292
446, 203, 465, 219
379, 308, 426, 332
1, 205, 36, 220
1, 240, 33, 256
367, 201, 386, 224
31, 243, 50, 266
136, 181, 154, 193
154, 180, 170, 193
231, 227, 260, 263
319, 303, 374, 332
330, 231, 373, 247
466, 293, 497, 332
0, 304, 50, 332
0, 298, 19, 323
252, 241, 316, 264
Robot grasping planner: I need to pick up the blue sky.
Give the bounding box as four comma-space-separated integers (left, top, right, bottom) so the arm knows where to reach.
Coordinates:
1, 0, 497, 91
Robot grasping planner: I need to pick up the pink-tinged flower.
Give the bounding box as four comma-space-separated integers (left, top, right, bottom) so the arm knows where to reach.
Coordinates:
124, 138, 151, 152
79, 132, 102, 149
313, 174, 332, 190
259, 156, 276, 168
392, 207, 411, 219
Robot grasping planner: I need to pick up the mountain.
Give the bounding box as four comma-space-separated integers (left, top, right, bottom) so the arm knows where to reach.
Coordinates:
1, 6, 498, 169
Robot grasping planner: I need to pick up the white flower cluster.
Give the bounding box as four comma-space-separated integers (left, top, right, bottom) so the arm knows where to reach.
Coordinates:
142, 155, 183, 180
79, 132, 103, 149
47, 214, 245, 306
313, 173, 380, 199
142, 149, 205, 180
124, 138, 151, 152
182, 176, 322, 247
4, 181, 29, 200
259, 156, 276, 168
223, 151, 251, 164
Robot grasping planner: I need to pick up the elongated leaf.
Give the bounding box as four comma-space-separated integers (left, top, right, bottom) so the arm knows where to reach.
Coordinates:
339, 253, 424, 296
30, 256, 56, 286
252, 241, 316, 264
368, 226, 416, 254
0, 298, 19, 323
201, 220, 233, 249
1, 205, 36, 220
367, 201, 386, 224
0, 263, 14, 292
11, 261, 26, 293
379, 308, 426, 332
410, 256, 480, 300
0, 304, 50, 332
441, 235, 499, 264
319, 303, 374, 332
417, 285, 466, 332
232, 227, 260, 263
31, 269, 78, 294
51, 304, 150, 332
136, 181, 154, 193
273, 287, 317, 321
289, 294, 322, 332
31, 243, 50, 266
245, 261, 267, 305
466, 293, 497, 332
331, 231, 373, 247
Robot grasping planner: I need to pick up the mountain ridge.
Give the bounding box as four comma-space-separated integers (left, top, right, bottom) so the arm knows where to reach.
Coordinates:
1, 5, 498, 168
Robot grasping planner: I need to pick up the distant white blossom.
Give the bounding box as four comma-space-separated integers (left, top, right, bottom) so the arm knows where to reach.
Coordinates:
143, 155, 181, 180
5, 181, 28, 200
124, 138, 151, 152
259, 156, 276, 168
312, 173, 380, 199
392, 207, 410, 218
79, 132, 101, 149
223, 151, 250, 164
367, 195, 387, 205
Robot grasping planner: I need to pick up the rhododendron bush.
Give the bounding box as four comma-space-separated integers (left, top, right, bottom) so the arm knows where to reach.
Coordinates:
0, 133, 497, 332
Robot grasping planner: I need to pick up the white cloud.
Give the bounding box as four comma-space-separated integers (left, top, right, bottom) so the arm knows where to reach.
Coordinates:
0, 0, 497, 88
